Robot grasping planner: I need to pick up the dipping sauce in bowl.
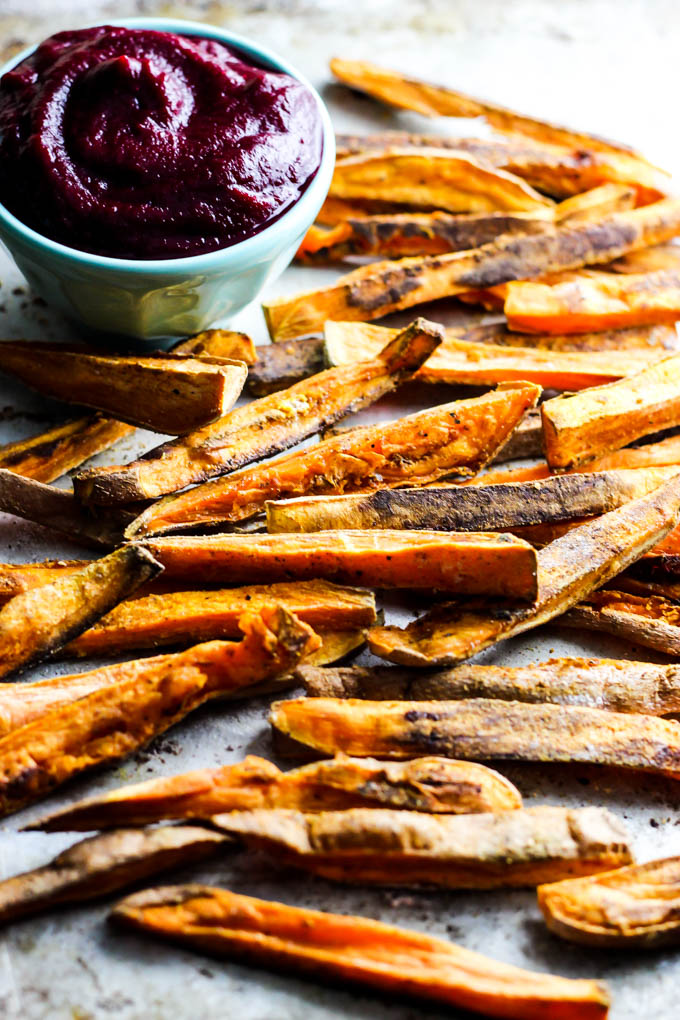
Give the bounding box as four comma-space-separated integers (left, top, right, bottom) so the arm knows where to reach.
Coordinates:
0, 25, 323, 259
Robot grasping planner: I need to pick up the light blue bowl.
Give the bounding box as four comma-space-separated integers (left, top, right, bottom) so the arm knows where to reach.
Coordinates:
0, 17, 335, 341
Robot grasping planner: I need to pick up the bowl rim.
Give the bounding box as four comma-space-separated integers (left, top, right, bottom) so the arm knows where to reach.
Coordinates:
0, 16, 335, 274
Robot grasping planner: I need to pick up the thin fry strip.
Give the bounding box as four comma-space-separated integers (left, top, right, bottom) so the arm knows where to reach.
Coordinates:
263, 199, 680, 340
559, 590, 680, 656
538, 857, 680, 948
0, 606, 318, 818
297, 657, 680, 715
0, 414, 134, 483
368, 473, 680, 665
31, 754, 522, 832
127, 381, 541, 536
73, 319, 443, 506
269, 696, 680, 782
0, 826, 228, 925
111, 884, 611, 1020
0, 546, 162, 680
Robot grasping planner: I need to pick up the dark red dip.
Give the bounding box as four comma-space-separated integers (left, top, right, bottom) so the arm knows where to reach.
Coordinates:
0, 26, 322, 259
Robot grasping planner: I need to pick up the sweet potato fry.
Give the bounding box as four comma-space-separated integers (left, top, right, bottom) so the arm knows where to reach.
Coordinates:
32, 754, 522, 831
127, 381, 541, 535
297, 657, 680, 715
0, 342, 247, 434
267, 468, 679, 536
553, 184, 637, 223
263, 199, 680, 339
600, 243, 680, 275
0, 414, 134, 483
270, 696, 680, 783
538, 857, 680, 948
73, 319, 442, 506
62, 580, 376, 658
0, 826, 228, 925
369, 473, 680, 664
246, 338, 325, 395
111, 884, 610, 1020
138, 530, 538, 599
0, 606, 318, 818
0, 545, 162, 680
176, 328, 257, 364
542, 353, 680, 471
213, 805, 631, 888
305, 628, 367, 666
560, 590, 680, 656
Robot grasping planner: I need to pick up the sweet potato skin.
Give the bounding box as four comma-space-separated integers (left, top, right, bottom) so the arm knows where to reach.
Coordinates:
0, 414, 133, 483
112, 884, 610, 1020
246, 338, 325, 395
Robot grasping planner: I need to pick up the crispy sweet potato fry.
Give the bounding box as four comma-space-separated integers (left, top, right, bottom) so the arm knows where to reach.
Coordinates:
246, 338, 325, 395
560, 590, 680, 656
368, 473, 680, 665
0, 342, 247, 434
553, 184, 637, 223
542, 353, 680, 471
270, 696, 680, 783
138, 530, 538, 599
176, 329, 257, 364
305, 628, 367, 666
0, 545, 162, 680
0, 826, 228, 925
33, 754, 522, 831
73, 319, 442, 506
0, 606, 318, 818
538, 857, 680, 948
127, 382, 541, 535
62, 580, 376, 658
0, 414, 134, 483
263, 200, 680, 340
213, 805, 631, 888
297, 657, 680, 715
267, 468, 679, 535
112, 884, 610, 1020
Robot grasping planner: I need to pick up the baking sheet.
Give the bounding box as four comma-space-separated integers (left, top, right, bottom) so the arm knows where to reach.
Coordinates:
0, 2, 678, 1017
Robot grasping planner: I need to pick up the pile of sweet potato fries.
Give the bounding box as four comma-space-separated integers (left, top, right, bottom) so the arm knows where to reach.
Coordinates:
4, 59, 680, 1018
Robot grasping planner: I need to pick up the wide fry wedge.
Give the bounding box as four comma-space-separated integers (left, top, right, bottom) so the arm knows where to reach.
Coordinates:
263, 199, 680, 340
0, 545, 161, 680
270, 697, 680, 782
368, 473, 680, 665
0, 414, 134, 483
73, 319, 442, 506
32, 754, 522, 832
138, 531, 538, 599
538, 857, 680, 948
127, 381, 541, 535
111, 884, 610, 1020
0, 606, 318, 818
213, 805, 631, 888
0, 343, 247, 434
560, 590, 680, 656
298, 658, 680, 715
0, 826, 228, 925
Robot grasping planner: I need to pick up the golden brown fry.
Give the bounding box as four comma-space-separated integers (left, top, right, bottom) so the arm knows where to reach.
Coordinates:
112, 884, 610, 1020
305, 628, 367, 666
246, 338, 325, 395
559, 590, 680, 656
176, 328, 257, 364
32, 754, 522, 831
538, 857, 680, 948
0, 546, 162, 680
73, 319, 442, 506
263, 199, 680, 340
368, 472, 680, 665
127, 381, 540, 535
213, 805, 631, 888
0, 342, 247, 434
0, 414, 134, 483
0, 606, 318, 818
0, 826, 228, 925
553, 184, 637, 223
599, 243, 680, 275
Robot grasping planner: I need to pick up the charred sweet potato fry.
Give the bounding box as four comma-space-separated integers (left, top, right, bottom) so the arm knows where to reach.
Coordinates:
0, 545, 162, 680
0, 414, 134, 483
560, 590, 680, 656
368, 472, 680, 665
62, 580, 376, 658
0, 826, 228, 925
266, 468, 679, 535
263, 200, 680, 340
542, 353, 680, 471
246, 338, 325, 395
0, 606, 318, 818
213, 805, 631, 888
112, 884, 611, 1020
0, 342, 248, 434
297, 657, 680, 715
270, 696, 680, 782
32, 754, 522, 831
138, 531, 538, 599
73, 319, 442, 506
538, 857, 680, 948
176, 328, 257, 364
127, 382, 541, 535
